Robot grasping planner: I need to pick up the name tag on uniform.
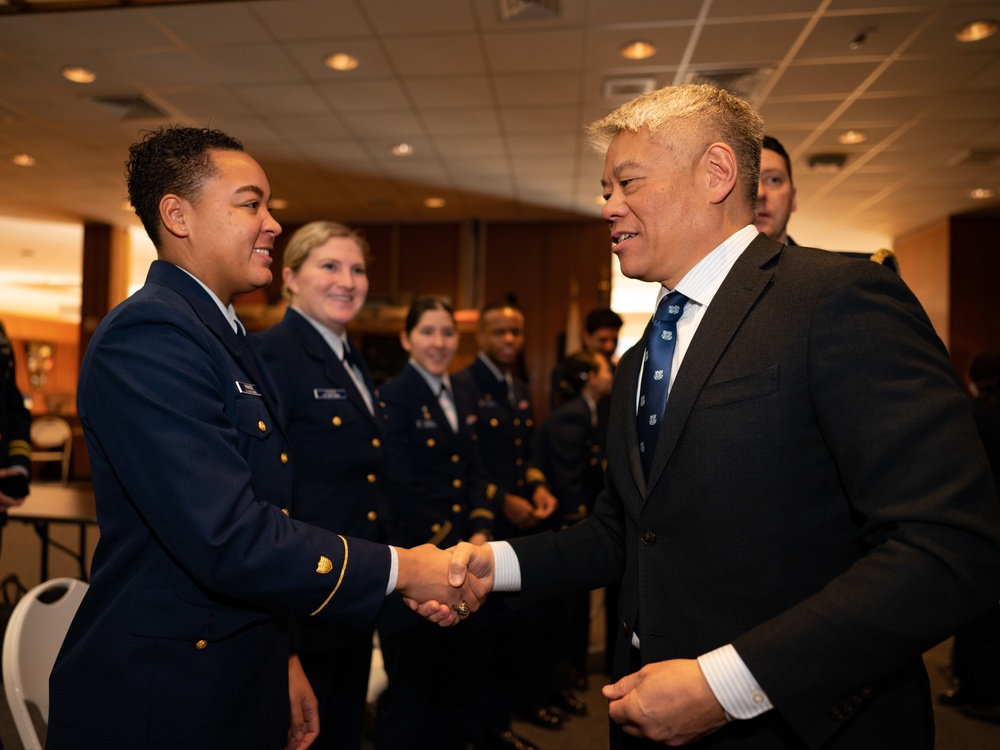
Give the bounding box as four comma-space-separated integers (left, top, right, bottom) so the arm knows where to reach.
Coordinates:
416, 418, 438, 429
236, 381, 262, 396
314, 388, 348, 400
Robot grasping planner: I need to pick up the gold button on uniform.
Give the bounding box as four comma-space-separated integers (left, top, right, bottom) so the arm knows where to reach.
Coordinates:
513, 418, 521, 426
372, 438, 381, 448
367, 510, 377, 521
332, 416, 342, 426
514, 438, 522, 446
452, 479, 462, 488
195, 639, 208, 650
515, 458, 523, 466
367, 473, 377, 484
426, 438, 436, 447
257, 420, 266, 432
451, 454, 460, 463
280, 452, 289, 464
489, 418, 499, 427
451, 504, 462, 513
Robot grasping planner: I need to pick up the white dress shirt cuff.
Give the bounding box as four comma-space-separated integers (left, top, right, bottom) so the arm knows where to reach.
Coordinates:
698, 644, 773, 720
487, 541, 522, 592
386, 546, 399, 595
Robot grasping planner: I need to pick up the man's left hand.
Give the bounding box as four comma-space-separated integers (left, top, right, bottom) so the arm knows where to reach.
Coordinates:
604, 658, 728, 746
531, 486, 558, 520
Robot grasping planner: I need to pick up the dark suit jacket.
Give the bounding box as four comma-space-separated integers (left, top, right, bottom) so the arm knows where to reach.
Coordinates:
48, 261, 391, 750
511, 236, 1000, 749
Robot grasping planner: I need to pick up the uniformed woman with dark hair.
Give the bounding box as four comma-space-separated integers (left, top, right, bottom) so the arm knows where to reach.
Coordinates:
374, 296, 495, 750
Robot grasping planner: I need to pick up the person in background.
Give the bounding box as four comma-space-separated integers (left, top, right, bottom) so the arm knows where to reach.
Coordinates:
374, 296, 496, 750
939, 350, 1000, 723
46, 125, 482, 750
754, 135, 797, 246
452, 301, 559, 750
0, 318, 31, 548
550, 306, 623, 408
533, 349, 614, 713
253, 220, 383, 750
448, 83, 1000, 750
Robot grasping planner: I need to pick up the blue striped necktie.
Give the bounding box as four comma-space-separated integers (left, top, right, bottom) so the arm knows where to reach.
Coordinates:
637, 291, 688, 478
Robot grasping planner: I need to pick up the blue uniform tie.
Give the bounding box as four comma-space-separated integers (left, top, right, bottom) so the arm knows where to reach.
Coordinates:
637, 291, 688, 478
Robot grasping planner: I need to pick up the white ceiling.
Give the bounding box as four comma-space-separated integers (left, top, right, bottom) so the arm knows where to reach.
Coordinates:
1, 0, 999, 321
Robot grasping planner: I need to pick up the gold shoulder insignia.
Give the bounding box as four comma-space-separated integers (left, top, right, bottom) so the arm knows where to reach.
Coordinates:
316, 555, 333, 574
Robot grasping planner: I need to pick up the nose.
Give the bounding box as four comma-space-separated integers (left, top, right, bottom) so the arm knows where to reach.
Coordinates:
263, 208, 282, 237
757, 180, 766, 202
600, 189, 623, 223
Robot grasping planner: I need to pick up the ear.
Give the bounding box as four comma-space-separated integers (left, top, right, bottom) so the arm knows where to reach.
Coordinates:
282, 266, 297, 296
790, 183, 798, 213
160, 194, 189, 239
704, 143, 738, 205
399, 330, 412, 353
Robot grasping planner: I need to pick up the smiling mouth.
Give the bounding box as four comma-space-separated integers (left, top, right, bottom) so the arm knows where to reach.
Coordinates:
252, 247, 271, 257
613, 232, 637, 246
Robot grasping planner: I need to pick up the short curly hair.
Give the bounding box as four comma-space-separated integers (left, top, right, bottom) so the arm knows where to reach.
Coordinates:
125, 126, 244, 248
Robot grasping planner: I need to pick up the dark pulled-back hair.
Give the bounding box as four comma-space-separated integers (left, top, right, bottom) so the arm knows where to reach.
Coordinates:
585, 307, 623, 334
404, 295, 455, 335
125, 125, 244, 248
554, 349, 602, 404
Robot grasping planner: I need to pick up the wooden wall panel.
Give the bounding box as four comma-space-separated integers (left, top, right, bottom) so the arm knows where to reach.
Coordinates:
894, 219, 951, 348
948, 214, 1000, 384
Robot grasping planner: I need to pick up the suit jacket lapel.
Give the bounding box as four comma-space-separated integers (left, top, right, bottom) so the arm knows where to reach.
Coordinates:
644, 236, 780, 495
615, 340, 649, 497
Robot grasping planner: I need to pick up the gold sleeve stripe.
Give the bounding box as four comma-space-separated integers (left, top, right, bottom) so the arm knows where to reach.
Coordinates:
525, 468, 546, 484
428, 520, 453, 547
310, 535, 349, 616
8, 440, 31, 458
485, 483, 497, 501
469, 509, 494, 520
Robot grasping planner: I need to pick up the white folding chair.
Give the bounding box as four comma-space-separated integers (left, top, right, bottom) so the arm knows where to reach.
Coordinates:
2, 577, 88, 750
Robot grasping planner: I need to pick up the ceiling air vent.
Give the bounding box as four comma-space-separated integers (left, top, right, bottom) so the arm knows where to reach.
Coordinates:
684, 68, 773, 107
603, 77, 657, 101
91, 95, 167, 121
498, 0, 559, 22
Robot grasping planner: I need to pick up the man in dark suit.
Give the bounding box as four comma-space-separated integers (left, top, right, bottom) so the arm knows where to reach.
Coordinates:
448, 84, 1000, 749
47, 125, 482, 750
754, 135, 797, 246
0, 318, 31, 536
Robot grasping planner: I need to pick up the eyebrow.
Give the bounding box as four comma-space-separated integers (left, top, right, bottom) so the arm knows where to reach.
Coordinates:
234, 184, 265, 199
600, 158, 640, 188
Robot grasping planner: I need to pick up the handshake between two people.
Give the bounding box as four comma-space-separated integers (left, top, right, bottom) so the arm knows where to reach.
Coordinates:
394, 542, 496, 627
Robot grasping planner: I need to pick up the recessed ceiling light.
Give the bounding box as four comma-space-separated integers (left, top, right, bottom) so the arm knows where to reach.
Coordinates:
423, 197, 446, 209
838, 129, 868, 145
61, 65, 96, 84
391, 143, 414, 157
620, 40, 657, 60
970, 187, 995, 200
956, 20, 998, 42
11, 153, 36, 167
324, 53, 359, 71
269, 198, 289, 210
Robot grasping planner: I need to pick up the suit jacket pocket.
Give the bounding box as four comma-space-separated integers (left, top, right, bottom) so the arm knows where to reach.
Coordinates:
695, 365, 778, 410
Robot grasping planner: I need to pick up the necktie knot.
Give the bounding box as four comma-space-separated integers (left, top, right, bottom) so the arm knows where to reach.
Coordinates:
654, 291, 688, 323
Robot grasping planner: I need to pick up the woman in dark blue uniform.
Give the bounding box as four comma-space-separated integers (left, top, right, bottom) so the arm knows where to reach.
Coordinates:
253, 220, 383, 750
375, 296, 496, 750
531, 349, 613, 711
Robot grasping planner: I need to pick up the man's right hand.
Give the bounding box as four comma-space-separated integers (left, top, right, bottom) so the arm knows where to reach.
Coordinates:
447, 541, 496, 594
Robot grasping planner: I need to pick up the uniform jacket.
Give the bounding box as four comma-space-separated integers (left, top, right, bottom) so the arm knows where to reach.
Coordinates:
0, 319, 31, 479
48, 261, 391, 750
511, 235, 1000, 750
452, 355, 543, 539
253, 307, 384, 542
531, 394, 605, 526
378, 362, 495, 551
